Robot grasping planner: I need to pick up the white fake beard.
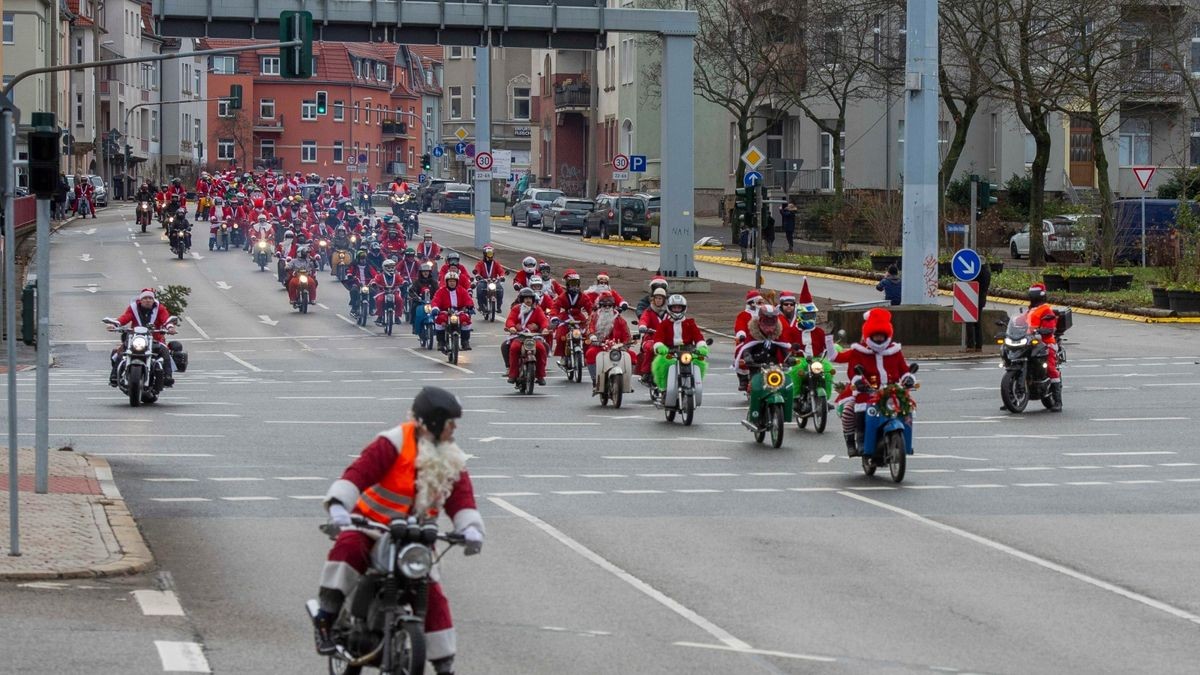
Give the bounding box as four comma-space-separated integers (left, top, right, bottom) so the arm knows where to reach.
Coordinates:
413, 435, 468, 516
593, 308, 617, 339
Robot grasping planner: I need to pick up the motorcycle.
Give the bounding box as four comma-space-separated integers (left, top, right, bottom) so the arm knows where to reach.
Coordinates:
253, 239, 272, 271
404, 212, 419, 240
332, 246, 353, 281
442, 312, 468, 365
593, 339, 636, 408
215, 223, 230, 251
513, 332, 546, 395
855, 364, 919, 482
739, 345, 795, 448
655, 341, 712, 426
231, 223, 244, 249
277, 254, 289, 284
355, 284, 373, 327
792, 359, 832, 433
997, 311, 1069, 413
167, 221, 189, 260
102, 316, 186, 407
375, 285, 402, 336
316, 239, 329, 271
475, 277, 504, 322
307, 514, 464, 675
292, 270, 313, 313
136, 201, 152, 232
557, 319, 586, 383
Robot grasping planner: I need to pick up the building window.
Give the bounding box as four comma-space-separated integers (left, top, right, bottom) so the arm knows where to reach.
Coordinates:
1191, 118, 1200, 166
261, 56, 280, 76
3, 13, 13, 45
260, 99, 275, 119
333, 100, 345, 121
376, 144, 382, 166
194, 68, 202, 96
217, 99, 231, 118
376, 62, 387, 81
333, 141, 344, 164
181, 64, 192, 94
366, 105, 372, 124
217, 139, 235, 161
620, 39, 634, 85
409, 147, 415, 169
512, 87, 530, 120
75, 37, 84, 63
211, 55, 236, 74
605, 46, 615, 90
449, 86, 462, 120
471, 86, 476, 119
301, 140, 317, 163
311, 57, 318, 77
449, 46, 463, 59
354, 101, 360, 123
260, 139, 275, 160
150, 110, 158, 141
301, 100, 317, 121
1119, 118, 1151, 166
75, 93, 84, 127
194, 119, 202, 145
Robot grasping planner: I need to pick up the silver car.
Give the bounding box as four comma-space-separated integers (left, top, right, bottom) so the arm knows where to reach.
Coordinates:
511, 188, 564, 228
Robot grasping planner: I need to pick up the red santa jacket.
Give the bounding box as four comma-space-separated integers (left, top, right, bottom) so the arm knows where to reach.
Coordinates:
438, 263, 471, 283
345, 263, 373, 288
512, 269, 536, 290
583, 286, 626, 309
553, 290, 593, 323
473, 259, 507, 280
505, 304, 549, 335
586, 312, 631, 346
416, 241, 442, 261
831, 340, 910, 409
195, 179, 210, 197
638, 307, 667, 337
115, 301, 173, 344
432, 285, 475, 313
796, 326, 829, 360
652, 317, 705, 349
397, 257, 421, 282
369, 271, 405, 298
734, 309, 756, 341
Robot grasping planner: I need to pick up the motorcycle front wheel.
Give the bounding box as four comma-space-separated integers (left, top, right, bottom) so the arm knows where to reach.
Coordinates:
522, 363, 536, 395
327, 656, 362, 675
177, 246, 185, 260
126, 365, 143, 407
609, 377, 623, 409
385, 309, 394, 336
753, 408, 766, 444
862, 455, 877, 476
887, 432, 906, 483
448, 332, 459, 364
1000, 370, 1029, 413
383, 621, 425, 675
681, 393, 695, 427
811, 393, 828, 433
768, 403, 785, 448
300, 292, 309, 314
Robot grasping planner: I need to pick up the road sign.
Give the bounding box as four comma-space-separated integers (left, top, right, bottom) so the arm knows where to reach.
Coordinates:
432, 146, 445, 158
1132, 166, 1156, 192
743, 171, 763, 187
946, 223, 967, 234
953, 281, 980, 324
418, 173, 428, 183
630, 154, 647, 172
466, 143, 476, 157
346, 158, 357, 167
612, 154, 630, 171
454, 127, 469, 142
454, 141, 467, 155
491, 150, 512, 177
474, 171, 492, 180
951, 248, 982, 282
474, 151, 494, 171
611, 171, 630, 181
741, 145, 765, 170
358, 153, 368, 164
455, 153, 467, 163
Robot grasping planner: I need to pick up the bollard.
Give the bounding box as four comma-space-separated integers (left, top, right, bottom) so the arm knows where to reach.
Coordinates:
21, 276, 36, 346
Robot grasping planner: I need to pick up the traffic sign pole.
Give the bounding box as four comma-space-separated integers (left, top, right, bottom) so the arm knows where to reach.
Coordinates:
611, 154, 630, 239
1132, 167, 1156, 268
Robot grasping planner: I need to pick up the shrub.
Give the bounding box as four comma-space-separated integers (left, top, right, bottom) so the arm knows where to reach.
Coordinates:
1157, 168, 1200, 200
1003, 173, 1033, 220
944, 175, 973, 210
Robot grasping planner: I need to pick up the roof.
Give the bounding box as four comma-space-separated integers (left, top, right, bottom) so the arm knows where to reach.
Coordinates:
408, 45, 443, 63
197, 38, 400, 90
140, 3, 155, 38
67, 0, 95, 27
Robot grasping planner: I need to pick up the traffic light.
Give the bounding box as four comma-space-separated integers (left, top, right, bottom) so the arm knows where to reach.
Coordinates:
978, 179, 998, 211
734, 186, 757, 233
228, 84, 242, 110
280, 10, 314, 79
421, 153, 431, 171
316, 91, 328, 115
28, 113, 59, 199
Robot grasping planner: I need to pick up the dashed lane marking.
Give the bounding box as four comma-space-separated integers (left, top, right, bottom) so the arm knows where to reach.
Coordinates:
223, 352, 262, 372
154, 641, 211, 673
220, 496, 278, 502
133, 590, 185, 617
151, 497, 212, 503
184, 316, 211, 340
404, 347, 474, 375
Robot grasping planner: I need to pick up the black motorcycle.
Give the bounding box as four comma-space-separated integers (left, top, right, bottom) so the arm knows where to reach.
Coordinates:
168, 220, 190, 260
997, 311, 1069, 413
475, 277, 504, 322
102, 316, 186, 407
136, 201, 152, 232
557, 318, 586, 383
308, 515, 463, 675
253, 239, 272, 271
356, 283, 373, 327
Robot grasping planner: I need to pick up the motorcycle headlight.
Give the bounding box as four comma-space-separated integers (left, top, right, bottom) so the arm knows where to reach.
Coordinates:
299, 274, 309, 284
609, 348, 622, 361
680, 352, 693, 365
258, 241, 267, 249
450, 315, 460, 325
1004, 337, 1029, 348
571, 329, 582, 339
397, 544, 433, 579
361, 286, 371, 293
487, 283, 497, 291
809, 361, 824, 375
320, 241, 327, 247
130, 336, 149, 353
764, 369, 785, 389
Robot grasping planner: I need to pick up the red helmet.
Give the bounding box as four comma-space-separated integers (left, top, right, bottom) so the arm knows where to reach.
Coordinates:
564, 269, 580, 281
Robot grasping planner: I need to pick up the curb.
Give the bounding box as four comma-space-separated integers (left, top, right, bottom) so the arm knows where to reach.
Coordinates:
694, 255, 1200, 325
583, 237, 725, 252
0, 455, 155, 581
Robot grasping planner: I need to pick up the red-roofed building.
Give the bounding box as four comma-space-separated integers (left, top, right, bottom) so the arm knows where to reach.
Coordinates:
197, 39, 428, 187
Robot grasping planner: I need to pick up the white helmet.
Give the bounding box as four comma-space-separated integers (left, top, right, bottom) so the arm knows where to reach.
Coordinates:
529, 275, 544, 290
522, 256, 537, 272
666, 294, 687, 321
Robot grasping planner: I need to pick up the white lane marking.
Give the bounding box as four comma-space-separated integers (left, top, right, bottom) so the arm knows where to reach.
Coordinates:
404, 347, 474, 375
1143, 382, 1200, 387
1010, 467, 1053, 471
1117, 480, 1162, 485
289, 495, 326, 500
674, 488, 723, 493
220, 496, 278, 501
522, 474, 569, 479
921, 420, 998, 425
490, 497, 753, 649
276, 396, 376, 400
616, 489, 666, 494
1090, 417, 1189, 422
552, 490, 604, 495
133, 590, 185, 616
839, 491, 1200, 626
36, 418, 151, 423
154, 640, 211, 672
748, 472, 795, 476
1064, 451, 1175, 457
962, 468, 1004, 473
578, 474, 627, 478
817, 454, 835, 464
1171, 478, 1200, 483
223, 352, 263, 372
637, 473, 682, 478
1013, 483, 1058, 487
151, 497, 211, 502
1160, 463, 1199, 467
1109, 464, 1151, 469
489, 422, 600, 426
902, 485, 953, 490
1066, 481, 1110, 486
144, 478, 199, 483
488, 492, 540, 497
603, 456, 731, 460
95, 453, 214, 458
316, 303, 330, 309
165, 413, 241, 418
184, 316, 211, 340
265, 420, 386, 425
275, 476, 327, 481
911, 454, 990, 461
672, 641, 836, 663
959, 484, 1004, 488
734, 488, 784, 493
208, 477, 264, 482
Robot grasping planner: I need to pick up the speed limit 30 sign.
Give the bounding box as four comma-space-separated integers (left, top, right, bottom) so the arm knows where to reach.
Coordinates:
474, 151, 494, 172
611, 154, 629, 171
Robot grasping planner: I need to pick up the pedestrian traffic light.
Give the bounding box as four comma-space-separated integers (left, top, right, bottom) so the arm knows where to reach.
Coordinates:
734, 186, 757, 232
228, 84, 242, 110
421, 153, 431, 171
316, 91, 328, 115
280, 10, 314, 79
978, 180, 998, 211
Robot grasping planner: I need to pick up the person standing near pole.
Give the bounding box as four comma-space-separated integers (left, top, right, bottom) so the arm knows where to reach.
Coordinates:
965, 261, 991, 351
781, 201, 797, 253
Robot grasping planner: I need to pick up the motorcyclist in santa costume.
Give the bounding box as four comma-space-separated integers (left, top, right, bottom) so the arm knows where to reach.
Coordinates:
343, 250, 374, 318
472, 245, 507, 308
107, 288, 179, 387
416, 231, 442, 262
511, 256, 539, 292
536, 261, 565, 297
312, 387, 483, 675
787, 279, 835, 399
635, 276, 670, 315
370, 259, 406, 326
830, 307, 914, 456
636, 288, 670, 385
526, 276, 557, 315
432, 272, 474, 352
650, 294, 709, 391
439, 251, 471, 283
1027, 283, 1063, 412
409, 261, 439, 337
583, 272, 628, 311
286, 245, 320, 306
551, 270, 593, 364
734, 290, 763, 343
584, 292, 633, 386
733, 303, 800, 378
503, 288, 549, 385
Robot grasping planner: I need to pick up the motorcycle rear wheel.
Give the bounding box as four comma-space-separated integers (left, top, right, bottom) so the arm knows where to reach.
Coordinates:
1000, 370, 1029, 413
768, 403, 785, 448
887, 432, 906, 483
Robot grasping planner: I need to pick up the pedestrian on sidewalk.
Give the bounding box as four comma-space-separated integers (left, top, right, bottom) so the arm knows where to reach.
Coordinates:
781, 202, 797, 252
965, 261, 992, 351
54, 173, 69, 220
762, 213, 776, 257
876, 265, 902, 305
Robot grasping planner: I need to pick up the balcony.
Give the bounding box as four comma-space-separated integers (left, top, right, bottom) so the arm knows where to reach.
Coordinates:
1121, 69, 1185, 105
382, 121, 409, 138
256, 157, 282, 170
554, 84, 590, 112
254, 115, 285, 133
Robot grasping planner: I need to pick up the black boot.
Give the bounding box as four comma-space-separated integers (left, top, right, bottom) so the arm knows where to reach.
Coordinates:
312, 609, 337, 656
845, 433, 860, 457
109, 362, 119, 387
431, 655, 455, 675
461, 333, 472, 351
1050, 382, 1063, 412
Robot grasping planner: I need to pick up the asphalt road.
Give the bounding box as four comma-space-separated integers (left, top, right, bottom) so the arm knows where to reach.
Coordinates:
1, 208, 1199, 674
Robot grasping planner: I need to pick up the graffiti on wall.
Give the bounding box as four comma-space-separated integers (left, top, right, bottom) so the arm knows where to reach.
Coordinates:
558, 163, 584, 196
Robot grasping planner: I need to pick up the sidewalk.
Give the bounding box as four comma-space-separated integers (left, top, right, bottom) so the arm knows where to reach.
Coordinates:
0, 447, 152, 580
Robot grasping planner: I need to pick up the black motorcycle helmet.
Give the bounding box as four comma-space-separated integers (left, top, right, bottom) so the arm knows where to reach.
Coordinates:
412, 386, 463, 439
1028, 283, 1048, 307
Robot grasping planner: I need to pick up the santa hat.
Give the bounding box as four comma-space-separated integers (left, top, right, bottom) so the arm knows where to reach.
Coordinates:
797, 278, 814, 305
137, 288, 156, 301
1029, 283, 1047, 294
778, 291, 797, 304
861, 307, 893, 339
745, 289, 762, 302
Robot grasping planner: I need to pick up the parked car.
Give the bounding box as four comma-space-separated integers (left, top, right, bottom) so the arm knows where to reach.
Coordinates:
511, 188, 564, 228
432, 183, 473, 213
1112, 198, 1200, 263
1009, 218, 1088, 261
89, 175, 108, 206
418, 179, 451, 211
584, 193, 650, 240
540, 197, 594, 234
636, 192, 660, 217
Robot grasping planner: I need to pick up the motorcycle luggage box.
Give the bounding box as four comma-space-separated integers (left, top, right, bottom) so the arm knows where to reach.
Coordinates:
1054, 307, 1072, 336
168, 342, 188, 373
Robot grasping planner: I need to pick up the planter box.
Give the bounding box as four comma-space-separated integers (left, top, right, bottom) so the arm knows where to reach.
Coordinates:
989, 262, 1005, 274
827, 250, 863, 266
1066, 276, 1102, 293
1043, 274, 1067, 292
870, 254, 902, 272
1111, 274, 1134, 291
1151, 286, 1171, 309
1167, 290, 1200, 313
938, 262, 953, 277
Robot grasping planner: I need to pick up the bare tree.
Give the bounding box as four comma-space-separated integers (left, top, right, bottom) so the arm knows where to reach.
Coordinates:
213, 109, 255, 171
938, 0, 999, 195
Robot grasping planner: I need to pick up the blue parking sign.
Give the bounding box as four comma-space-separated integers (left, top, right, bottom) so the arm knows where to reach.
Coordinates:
418, 173, 428, 183
630, 155, 648, 172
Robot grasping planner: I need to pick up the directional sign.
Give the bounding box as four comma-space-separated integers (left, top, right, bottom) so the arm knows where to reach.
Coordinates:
945, 223, 967, 235
474, 151, 494, 171
611, 171, 630, 181
743, 171, 763, 187
454, 141, 467, 155
612, 154, 630, 171
454, 127, 469, 142
951, 248, 982, 282
741, 145, 765, 170
952, 281, 980, 324
432, 146, 445, 158
1132, 166, 1156, 192
418, 173, 428, 184
630, 154, 647, 172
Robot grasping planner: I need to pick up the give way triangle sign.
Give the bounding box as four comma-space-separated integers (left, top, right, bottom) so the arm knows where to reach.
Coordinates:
1132, 166, 1156, 192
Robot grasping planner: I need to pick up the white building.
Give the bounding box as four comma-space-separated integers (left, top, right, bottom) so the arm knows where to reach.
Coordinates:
158, 37, 206, 183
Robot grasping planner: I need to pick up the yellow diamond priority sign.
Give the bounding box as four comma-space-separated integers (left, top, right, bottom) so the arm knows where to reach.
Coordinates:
454, 127, 469, 142
741, 145, 765, 170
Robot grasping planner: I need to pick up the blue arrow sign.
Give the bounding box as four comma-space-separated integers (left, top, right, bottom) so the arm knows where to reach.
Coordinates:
743, 171, 763, 187
432, 146, 445, 158
630, 154, 647, 172
454, 141, 467, 154
952, 248, 982, 282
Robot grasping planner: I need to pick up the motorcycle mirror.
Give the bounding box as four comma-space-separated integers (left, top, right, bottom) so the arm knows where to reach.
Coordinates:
854, 364, 865, 376
835, 329, 847, 341
909, 362, 919, 374
705, 338, 714, 345
994, 320, 1008, 327
101, 317, 119, 326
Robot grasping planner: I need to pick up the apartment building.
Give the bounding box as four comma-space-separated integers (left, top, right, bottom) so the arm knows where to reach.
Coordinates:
94, 0, 161, 194
3, 0, 72, 186
66, 0, 98, 176
408, 45, 444, 178
158, 37, 207, 184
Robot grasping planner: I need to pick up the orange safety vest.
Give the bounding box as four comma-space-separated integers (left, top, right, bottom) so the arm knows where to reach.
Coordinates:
355, 422, 437, 523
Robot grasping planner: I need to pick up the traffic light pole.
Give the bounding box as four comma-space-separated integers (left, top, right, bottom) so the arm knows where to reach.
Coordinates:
969, 178, 977, 251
